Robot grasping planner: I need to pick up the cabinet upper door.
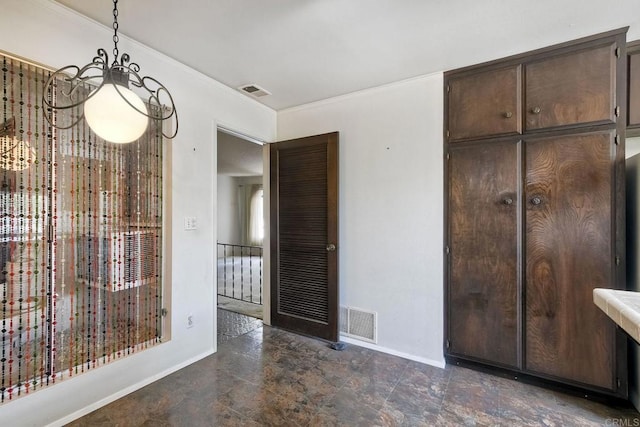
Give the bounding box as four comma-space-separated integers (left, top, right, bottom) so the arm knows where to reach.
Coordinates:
447, 65, 522, 142
628, 45, 640, 130
448, 141, 519, 369
524, 131, 616, 391
525, 43, 617, 131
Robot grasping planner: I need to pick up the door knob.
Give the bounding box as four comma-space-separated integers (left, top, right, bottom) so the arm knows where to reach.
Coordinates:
531, 196, 542, 206
531, 106, 541, 114
503, 197, 513, 205
326, 244, 336, 252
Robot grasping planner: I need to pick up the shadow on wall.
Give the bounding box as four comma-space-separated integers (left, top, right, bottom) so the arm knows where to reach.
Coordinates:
624, 136, 640, 412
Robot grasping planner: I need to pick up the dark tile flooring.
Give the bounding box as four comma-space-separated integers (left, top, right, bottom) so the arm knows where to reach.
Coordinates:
68, 310, 640, 426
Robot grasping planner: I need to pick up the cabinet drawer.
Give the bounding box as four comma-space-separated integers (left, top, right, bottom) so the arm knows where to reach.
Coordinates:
525, 43, 617, 131
447, 65, 521, 142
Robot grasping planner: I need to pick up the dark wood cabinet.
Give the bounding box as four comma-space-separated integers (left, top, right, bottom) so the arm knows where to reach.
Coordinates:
525, 44, 617, 131
444, 28, 627, 397
447, 66, 521, 141
524, 131, 616, 390
448, 141, 519, 369
628, 40, 640, 135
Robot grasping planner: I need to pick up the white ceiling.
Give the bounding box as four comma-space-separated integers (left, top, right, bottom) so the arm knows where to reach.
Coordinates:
55, 0, 640, 111
217, 131, 263, 177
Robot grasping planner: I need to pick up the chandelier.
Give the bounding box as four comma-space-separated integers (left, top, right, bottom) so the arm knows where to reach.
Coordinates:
43, 0, 178, 143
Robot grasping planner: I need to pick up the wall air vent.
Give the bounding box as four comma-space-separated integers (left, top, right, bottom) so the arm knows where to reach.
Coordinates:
339, 306, 377, 343
238, 84, 271, 98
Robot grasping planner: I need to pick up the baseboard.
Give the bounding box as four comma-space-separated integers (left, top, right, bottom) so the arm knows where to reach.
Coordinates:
339, 336, 445, 369
48, 349, 215, 427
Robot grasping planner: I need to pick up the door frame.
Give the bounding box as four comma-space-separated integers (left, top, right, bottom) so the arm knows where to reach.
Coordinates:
214, 124, 271, 348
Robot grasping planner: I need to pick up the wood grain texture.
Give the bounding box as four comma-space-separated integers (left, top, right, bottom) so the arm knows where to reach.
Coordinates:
448, 65, 521, 142
270, 132, 339, 342
629, 50, 640, 128
524, 131, 615, 390
448, 141, 519, 368
525, 43, 616, 131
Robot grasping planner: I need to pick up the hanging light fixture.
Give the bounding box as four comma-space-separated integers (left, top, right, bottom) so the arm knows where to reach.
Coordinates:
43, 0, 178, 143
0, 118, 37, 172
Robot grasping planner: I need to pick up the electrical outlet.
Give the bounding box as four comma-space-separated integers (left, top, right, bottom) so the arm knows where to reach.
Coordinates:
187, 314, 194, 329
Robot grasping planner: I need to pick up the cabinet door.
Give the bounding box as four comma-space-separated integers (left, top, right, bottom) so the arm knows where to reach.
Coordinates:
448, 141, 519, 368
447, 65, 521, 142
525, 131, 616, 390
628, 46, 640, 131
525, 43, 617, 131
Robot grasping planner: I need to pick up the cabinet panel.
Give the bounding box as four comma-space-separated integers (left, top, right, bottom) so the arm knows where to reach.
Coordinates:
629, 47, 640, 130
448, 142, 519, 368
448, 66, 521, 142
525, 131, 615, 390
525, 44, 616, 131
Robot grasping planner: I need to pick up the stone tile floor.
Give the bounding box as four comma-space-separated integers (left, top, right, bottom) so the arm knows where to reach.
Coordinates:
69, 310, 640, 426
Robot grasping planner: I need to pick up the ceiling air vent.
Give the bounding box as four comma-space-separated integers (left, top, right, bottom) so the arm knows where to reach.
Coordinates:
238, 84, 271, 98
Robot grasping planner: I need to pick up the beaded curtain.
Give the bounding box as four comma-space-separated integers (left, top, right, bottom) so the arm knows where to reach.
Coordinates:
0, 54, 164, 402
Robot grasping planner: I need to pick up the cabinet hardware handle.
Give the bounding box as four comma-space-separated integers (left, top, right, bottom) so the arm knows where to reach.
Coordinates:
531, 196, 542, 206
503, 197, 513, 205
503, 111, 513, 119
531, 106, 541, 114
326, 243, 336, 252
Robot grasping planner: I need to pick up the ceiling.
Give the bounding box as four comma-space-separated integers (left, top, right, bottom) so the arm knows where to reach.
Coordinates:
217, 131, 263, 177
55, 0, 640, 111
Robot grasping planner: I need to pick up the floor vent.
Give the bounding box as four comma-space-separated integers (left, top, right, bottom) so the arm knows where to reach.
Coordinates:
339, 306, 377, 343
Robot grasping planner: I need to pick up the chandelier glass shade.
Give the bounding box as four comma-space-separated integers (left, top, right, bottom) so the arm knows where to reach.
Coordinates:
84, 83, 148, 143
42, 0, 177, 143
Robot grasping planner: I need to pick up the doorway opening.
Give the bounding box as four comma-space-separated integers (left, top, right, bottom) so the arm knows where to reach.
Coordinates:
216, 127, 265, 344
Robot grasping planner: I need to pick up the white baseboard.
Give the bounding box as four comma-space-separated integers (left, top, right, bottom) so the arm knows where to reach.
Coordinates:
49, 349, 215, 427
339, 336, 445, 369
49, 337, 444, 426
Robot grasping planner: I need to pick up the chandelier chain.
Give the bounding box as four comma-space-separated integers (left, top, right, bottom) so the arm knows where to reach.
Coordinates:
112, 0, 119, 63
42, 0, 179, 140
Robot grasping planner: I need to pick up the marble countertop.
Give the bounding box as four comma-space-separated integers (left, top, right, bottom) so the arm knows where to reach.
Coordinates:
593, 288, 640, 343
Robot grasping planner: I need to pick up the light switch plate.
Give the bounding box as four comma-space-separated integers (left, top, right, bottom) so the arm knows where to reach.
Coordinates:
184, 216, 197, 230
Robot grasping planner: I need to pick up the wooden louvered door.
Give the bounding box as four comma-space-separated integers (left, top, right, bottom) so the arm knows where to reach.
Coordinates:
270, 132, 339, 342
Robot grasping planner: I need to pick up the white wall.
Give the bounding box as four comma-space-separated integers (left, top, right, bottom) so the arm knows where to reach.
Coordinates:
217, 175, 241, 245
0, 1, 276, 425
277, 74, 445, 366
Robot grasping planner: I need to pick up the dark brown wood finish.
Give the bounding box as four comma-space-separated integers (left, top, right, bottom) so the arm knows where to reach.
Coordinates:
628, 41, 640, 135
524, 131, 616, 390
270, 132, 339, 342
525, 43, 617, 131
444, 27, 627, 397
448, 66, 522, 142
448, 141, 519, 368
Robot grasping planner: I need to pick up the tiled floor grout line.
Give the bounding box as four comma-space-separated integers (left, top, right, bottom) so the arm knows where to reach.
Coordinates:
68, 311, 640, 426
